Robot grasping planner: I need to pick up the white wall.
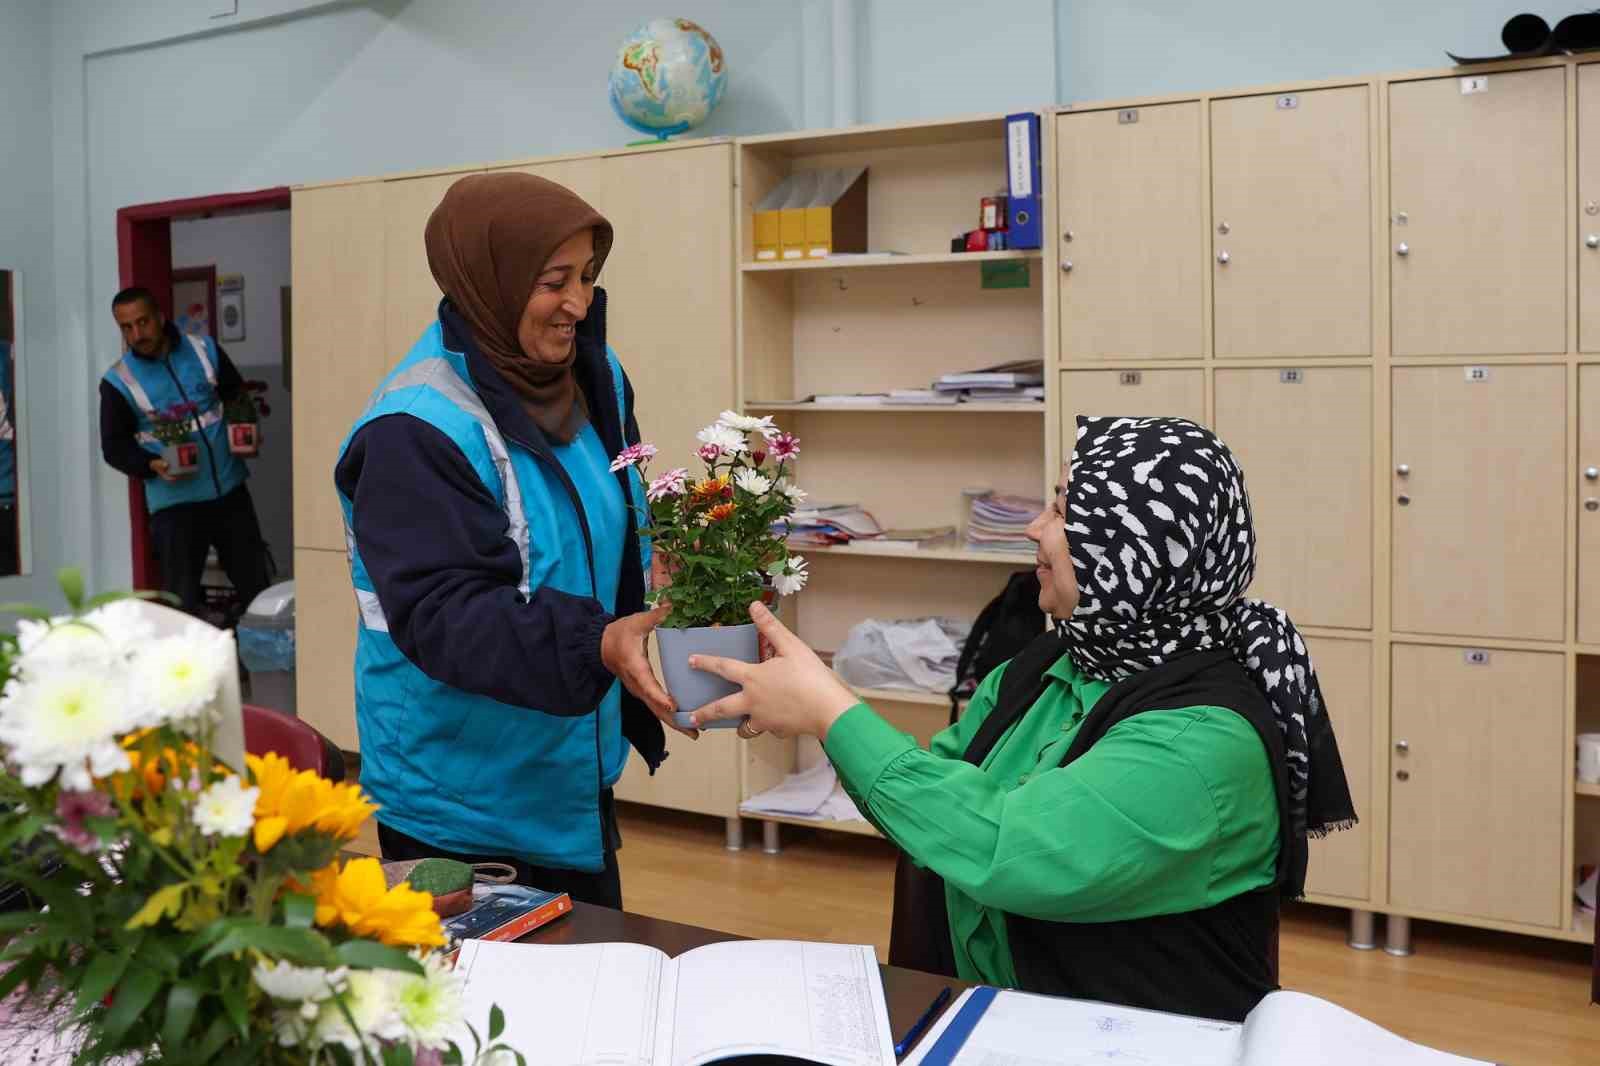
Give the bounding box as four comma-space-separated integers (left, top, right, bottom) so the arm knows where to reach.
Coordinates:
170, 210, 294, 581
0, 0, 62, 605
41, 0, 1553, 592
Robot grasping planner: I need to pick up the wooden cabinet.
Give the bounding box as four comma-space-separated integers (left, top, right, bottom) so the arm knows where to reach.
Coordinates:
1579, 65, 1600, 352
1210, 86, 1371, 358
1303, 637, 1373, 901
1059, 369, 1205, 433
1214, 367, 1371, 629
293, 548, 359, 752
290, 182, 387, 552
1389, 644, 1565, 927
1390, 364, 1566, 642
1582, 365, 1600, 645
1389, 68, 1566, 357
382, 172, 481, 362
1056, 104, 1204, 360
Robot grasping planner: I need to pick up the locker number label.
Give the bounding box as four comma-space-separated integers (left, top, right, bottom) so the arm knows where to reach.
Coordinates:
1276, 94, 1299, 110
1279, 369, 1304, 384
1464, 365, 1491, 383
1119, 371, 1143, 386
1460, 75, 1488, 95
1463, 649, 1491, 666
1118, 109, 1139, 125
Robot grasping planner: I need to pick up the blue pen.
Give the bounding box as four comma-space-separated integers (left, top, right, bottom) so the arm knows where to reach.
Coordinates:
894, 985, 952, 1059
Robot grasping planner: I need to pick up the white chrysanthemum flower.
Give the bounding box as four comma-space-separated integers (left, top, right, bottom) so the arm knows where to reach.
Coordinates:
733, 469, 772, 496
313, 970, 407, 1053
193, 775, 261, 838
133, 625, 234, 729
394, 950, 466, 1050
717, 410, 778, 440
768, 556, 808, 597
778, 480, 807, 504
16, 601, 157, 673
695, 423, 747, 455
253, 960, 348, 1004
0, 671, 136, 790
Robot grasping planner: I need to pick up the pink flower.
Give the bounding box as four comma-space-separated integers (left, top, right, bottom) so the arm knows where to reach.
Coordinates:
770, 433, 801, 461
697, 443, 723, 463
609, 442, 657, 473
53, 789, 114, 854
647, 467, 689, 502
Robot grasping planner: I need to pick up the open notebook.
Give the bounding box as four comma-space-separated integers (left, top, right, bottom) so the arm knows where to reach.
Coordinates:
903, 986, 1492, 1066
452, 938, 895, 1066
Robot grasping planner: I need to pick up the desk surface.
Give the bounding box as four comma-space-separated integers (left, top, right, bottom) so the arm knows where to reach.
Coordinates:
523, 901, 969, 1038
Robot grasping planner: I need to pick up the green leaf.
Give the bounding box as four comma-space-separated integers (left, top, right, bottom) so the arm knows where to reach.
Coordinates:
382, 1043, 416, 1066
0, 910, 40, 933
100, 962, 161, 1042
75, 949, 131, 1014
199, 923, 334, 968
490, 1004, 505, 1041
333, 939, 425, 976
220, 977, 248, 1034
192, 1014, 235, 1062
442, 1047, 464, 1066
281, 892, 316, 930
160, 981, 202, 1046
56, 567, 85, 611
0, 602, 50, 622
0, 954, 43, 1003
127, 883, 188, 930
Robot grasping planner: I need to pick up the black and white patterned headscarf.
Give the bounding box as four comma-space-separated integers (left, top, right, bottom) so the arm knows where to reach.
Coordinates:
1060, 416, 1356, 842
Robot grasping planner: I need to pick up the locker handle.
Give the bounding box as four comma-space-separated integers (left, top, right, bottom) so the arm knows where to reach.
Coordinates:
1061, 260, 1073, 273
1587, 234, 1600, 249
1395, 770, 1411, 782
1395, 242, 1410, 257
1585, 466, 1599, 481
1396, 463, 1410, 477
1216, 251, 1231, 265
1394, 740, 1409, 753
1397, 494, 1412, 506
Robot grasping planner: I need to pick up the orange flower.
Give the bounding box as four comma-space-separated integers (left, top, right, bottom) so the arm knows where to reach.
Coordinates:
116, 732, 203, 799
705, 502, 738, 523
690, 475, 732, 505
247, 752, 377, 853
312, 857, 444, 948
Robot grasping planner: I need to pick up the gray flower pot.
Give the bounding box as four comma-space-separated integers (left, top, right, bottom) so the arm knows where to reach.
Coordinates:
657, 622, 758, 729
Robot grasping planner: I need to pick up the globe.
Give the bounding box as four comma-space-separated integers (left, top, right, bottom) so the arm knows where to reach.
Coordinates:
608, 18, 728, 140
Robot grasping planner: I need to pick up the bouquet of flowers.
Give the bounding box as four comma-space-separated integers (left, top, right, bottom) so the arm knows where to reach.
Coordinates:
610, 411, 808, 628
148, 403, 199, 446
223, 381, 271, 425
0, 570, 521, 1066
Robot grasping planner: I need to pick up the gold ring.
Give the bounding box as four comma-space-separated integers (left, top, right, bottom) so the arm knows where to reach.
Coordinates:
736, 719, 764, 739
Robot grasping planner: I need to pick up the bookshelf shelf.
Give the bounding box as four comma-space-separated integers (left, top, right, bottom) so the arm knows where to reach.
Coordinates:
741, 250, 1040, 272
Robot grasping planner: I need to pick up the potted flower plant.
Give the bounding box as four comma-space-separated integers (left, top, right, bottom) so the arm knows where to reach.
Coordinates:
150, 401, 201, 477
0, 569, 524, 1065
224, 380, 270, 458
610, 412, 808, 726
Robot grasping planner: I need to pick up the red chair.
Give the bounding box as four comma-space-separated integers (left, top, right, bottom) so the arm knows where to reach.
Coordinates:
243, 704, 346, 782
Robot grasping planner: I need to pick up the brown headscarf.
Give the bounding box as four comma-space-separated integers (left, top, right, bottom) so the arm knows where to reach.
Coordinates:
424, 172, 614, 444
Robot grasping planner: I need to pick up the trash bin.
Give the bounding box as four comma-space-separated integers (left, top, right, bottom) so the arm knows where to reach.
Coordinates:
238, 580, 296, 715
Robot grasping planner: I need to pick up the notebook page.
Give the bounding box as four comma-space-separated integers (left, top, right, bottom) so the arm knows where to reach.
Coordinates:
452, 940, 668, 1066
1241, 991, 1491, 1066
665, 940, 894, 1066
925, 988, 1241, 1066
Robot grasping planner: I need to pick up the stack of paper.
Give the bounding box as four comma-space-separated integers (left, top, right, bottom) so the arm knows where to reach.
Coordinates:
965, 494, 1041, 552
932, 359, 1044, 404
739, 758, 867, 824
779, 504, 884, 547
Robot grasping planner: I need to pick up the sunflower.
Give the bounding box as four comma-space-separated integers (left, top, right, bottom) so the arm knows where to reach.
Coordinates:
311, 857, 444, 949
246, 752, 378, 853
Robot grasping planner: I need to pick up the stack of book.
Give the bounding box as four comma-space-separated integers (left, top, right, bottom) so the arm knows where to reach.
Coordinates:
933, 359, 1044, 403
965, 494, 1041, 553
778, 503, 884, 547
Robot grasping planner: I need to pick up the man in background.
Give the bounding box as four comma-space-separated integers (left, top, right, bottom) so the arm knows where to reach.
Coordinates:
99, 286, 269, 621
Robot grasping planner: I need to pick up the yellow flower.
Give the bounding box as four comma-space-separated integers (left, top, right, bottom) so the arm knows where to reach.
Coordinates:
312, 857, 444, 948
246, 752, 378, 853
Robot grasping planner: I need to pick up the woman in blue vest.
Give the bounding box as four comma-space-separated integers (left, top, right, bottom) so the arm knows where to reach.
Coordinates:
334, 173, 685, 907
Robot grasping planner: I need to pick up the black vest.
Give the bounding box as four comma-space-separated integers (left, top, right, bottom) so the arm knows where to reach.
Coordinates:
888, 635, 1293, 1023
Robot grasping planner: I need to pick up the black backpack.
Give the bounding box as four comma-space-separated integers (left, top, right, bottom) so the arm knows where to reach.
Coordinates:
947, 570, 1046, 724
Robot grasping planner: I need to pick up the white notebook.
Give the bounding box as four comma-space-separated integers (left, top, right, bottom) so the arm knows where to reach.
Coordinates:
903, 987, 1492, 1066
452, 938, 896, 1066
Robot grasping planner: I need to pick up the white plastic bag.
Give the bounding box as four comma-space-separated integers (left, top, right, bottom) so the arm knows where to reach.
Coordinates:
832, 617, 970, 693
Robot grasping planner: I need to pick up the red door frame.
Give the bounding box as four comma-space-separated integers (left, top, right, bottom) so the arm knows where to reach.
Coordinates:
115, 187, 290, 590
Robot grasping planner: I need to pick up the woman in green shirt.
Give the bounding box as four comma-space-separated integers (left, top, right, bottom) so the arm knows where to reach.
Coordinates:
690, 416, 1357, 1021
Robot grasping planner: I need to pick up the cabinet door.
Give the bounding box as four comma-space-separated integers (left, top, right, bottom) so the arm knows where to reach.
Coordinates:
1389, 68, 1566, 356
1211, 86, 1371, 358
1391, 364, 1566, 641
1303, 637, 1372, 901
1059, 369, 1205, 441
294, 547, 359, 752
1389, 644, 1565, 927
1581, 366, 1600, 645
1214, 367, 1371, 629
1057, 104, 1204, 360
382, 172, 483, 363
1579, 65, 1600, 352
291, 183, 387, 552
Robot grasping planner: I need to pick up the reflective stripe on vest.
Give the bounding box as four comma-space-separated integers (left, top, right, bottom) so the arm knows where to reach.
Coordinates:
345, 357, 531, 632
116, 335, 226, 446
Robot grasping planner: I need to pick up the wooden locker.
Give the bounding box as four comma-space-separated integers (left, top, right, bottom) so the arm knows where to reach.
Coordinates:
381, 172, 481, 364
1389, 68, 1566, 356
290, 182, 387, 552
1059, 369, 1206, 439
1389, 643, 1566, 927
1579, 64, 1600, 352
1211, 86, 1371, 358
1056, 104, 1205, 360
1390, 364, 1566, 641
293, 548, 359, 752
1581, 365, 1600, 645
1214, 367, 1372, 629
1303, 637, 1373, 901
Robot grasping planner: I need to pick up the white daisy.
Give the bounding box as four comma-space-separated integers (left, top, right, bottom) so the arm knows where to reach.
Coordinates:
733, 469, 772, 496
695, 422, 748, 455
0, 670, 137, 790
768, 556, 808, 596
717, 410, 779, 440
313, 970, 407, 1053
192, 775, 261, 838
778, 480, 807, 504
133, 625, 234, 730
393, 950, 466, 1050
